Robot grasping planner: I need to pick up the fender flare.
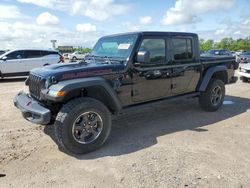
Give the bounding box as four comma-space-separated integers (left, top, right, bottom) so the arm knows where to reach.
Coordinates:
198, 65, 228, 92
46, 77, 122, 113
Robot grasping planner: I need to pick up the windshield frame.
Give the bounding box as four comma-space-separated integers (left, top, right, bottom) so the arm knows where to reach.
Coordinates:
91, 33, 139, 61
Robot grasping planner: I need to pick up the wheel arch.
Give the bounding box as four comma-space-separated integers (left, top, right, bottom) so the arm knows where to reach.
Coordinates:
48, 77, 122, 114
198, 65, 228, 92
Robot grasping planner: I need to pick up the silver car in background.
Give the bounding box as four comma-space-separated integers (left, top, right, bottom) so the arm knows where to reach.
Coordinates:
238, 63, 250, 82
201, 49, 233, 57
238, 51, 250, 64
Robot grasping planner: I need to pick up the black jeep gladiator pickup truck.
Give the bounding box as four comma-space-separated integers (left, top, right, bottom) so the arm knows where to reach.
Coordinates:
14, 32, 238, 154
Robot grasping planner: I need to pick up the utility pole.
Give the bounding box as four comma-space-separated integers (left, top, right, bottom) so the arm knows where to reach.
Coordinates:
50, 40, 57, 49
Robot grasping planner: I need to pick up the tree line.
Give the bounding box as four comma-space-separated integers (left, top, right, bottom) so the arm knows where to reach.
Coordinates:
73, 47, 92, 53
199, 37, 250, 51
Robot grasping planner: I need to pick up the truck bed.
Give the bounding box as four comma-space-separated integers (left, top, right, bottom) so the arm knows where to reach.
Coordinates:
200, 56, 235, 63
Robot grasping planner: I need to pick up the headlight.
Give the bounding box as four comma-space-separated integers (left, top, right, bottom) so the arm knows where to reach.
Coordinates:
48, 90, 66, 97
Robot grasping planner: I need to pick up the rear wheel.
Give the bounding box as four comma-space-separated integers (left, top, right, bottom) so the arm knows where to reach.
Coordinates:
72, 56, 77, 61
54, 97, 111, 154
199, 79, 225, 111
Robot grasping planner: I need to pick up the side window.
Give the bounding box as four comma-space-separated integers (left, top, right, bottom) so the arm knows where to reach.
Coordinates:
50, 51, 59, 55
139, 39, 166, 63
24, 50, 41, 58
172, 38, 193, 60
6, 51, 24, 59
41, 51, 49, 56
43, 51, 58, 55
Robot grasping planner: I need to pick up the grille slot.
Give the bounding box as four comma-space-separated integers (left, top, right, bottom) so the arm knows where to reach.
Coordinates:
28, 74, 45, 100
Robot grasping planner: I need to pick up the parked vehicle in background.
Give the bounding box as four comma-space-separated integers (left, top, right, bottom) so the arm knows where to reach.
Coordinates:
238, 63, 250, 82
63, 53, 70, 59
238, 51, 250, 64
14, 31, 238, 154
236, 50, 247, 55
68, 51, 87, 60
201, 49, 233, 57
0, 49, 63, 78
231, 51, 236, 57
200, 50, 205, 54
0, 50, 5, 55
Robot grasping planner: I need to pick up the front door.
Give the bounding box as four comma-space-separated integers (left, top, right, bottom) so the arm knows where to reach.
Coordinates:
132, 37, 172, 102
170, 37, 201, 95
0, 50, 26, 74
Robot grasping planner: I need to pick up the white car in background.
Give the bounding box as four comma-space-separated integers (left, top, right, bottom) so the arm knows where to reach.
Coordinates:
68, 51, 87, 60
0, 49, 64, 78
238, 63, 250, 82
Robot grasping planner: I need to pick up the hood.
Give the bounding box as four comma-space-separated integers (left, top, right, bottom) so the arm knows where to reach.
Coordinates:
31, 61, 126, 81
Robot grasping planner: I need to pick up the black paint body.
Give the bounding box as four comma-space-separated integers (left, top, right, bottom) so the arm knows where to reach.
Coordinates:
26, 32, 237, 116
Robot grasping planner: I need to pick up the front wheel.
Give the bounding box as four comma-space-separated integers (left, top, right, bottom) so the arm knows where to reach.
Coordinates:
54, 97, 111, 154
199, 79, 225, 112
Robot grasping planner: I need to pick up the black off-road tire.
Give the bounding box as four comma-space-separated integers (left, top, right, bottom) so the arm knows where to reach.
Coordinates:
54, 97, 111, 154
199, 79, 225, 112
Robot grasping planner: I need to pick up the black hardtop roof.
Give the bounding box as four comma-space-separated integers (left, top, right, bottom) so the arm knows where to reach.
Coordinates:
103, 31, 198, 38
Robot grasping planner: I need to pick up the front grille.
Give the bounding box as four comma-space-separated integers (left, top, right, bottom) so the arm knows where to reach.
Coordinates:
28, 74, 45, 100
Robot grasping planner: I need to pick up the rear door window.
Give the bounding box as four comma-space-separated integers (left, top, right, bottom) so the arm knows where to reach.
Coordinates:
48, 51, 59, 55
40, 51, 59, 56
172, 38, 193, 61
24, 50, 41, 58
40, 51, 49, 56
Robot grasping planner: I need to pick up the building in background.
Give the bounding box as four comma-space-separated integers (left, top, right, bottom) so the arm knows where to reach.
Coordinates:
57, 46, 74, 53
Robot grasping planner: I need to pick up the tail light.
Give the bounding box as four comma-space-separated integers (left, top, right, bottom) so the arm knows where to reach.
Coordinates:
60, 55, 64, 63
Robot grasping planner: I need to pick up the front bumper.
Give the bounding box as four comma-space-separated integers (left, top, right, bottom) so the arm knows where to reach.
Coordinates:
13, 91, 51, 125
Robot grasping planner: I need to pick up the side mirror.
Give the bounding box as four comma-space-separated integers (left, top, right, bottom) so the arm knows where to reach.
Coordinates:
136, 51, 150, 64
1, 56, 7, 61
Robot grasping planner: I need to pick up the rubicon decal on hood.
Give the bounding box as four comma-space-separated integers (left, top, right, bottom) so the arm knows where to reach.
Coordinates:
61, 69, 113, 80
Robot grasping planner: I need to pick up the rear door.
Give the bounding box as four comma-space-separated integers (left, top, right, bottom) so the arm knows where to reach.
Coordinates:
170, 37, 201, 95
24, 50, 44, 70
44, 51, 60, 64
0, 50, 26, 74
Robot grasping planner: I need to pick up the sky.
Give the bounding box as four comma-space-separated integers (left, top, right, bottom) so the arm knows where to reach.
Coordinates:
0, 0, 250, 50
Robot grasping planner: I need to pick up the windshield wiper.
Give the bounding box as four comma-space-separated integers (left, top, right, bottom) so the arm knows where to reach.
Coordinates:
86, 55, 124, 64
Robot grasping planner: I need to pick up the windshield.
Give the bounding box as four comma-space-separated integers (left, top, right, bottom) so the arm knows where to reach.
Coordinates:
91, 34, 138, 59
